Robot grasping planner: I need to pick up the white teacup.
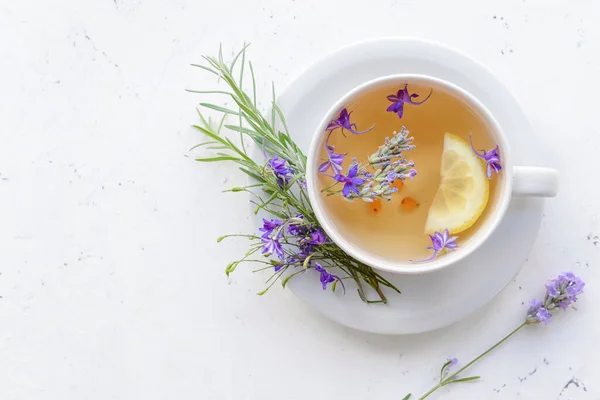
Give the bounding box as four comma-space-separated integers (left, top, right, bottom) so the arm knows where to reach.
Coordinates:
305, 74, 558, 274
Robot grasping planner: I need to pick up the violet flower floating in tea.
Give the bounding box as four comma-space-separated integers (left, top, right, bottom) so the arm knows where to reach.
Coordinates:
327, 108, 374, 134
469, 135, 502, 179
386, 84, 432, 119
189, 45, 401, 303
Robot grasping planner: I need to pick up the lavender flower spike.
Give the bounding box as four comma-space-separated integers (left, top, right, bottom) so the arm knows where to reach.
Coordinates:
327, 108, 374, 134
386, 85, 432, 119
411, 229, 458, 263
526, 272, 585, 324
469, 135, 502, 179
526, 299, 552, 324
368, 127, 415, 167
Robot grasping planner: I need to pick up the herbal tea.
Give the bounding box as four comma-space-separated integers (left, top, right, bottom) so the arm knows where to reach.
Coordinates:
316, 82, 503, 263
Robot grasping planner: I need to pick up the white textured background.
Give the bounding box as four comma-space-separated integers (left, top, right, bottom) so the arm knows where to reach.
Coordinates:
1, 0, 599, 399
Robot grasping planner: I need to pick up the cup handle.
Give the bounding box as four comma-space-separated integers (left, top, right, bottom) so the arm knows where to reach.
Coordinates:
512, 166, 558, 197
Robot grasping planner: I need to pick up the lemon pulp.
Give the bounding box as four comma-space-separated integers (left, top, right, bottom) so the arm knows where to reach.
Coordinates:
424, 133, 489, 234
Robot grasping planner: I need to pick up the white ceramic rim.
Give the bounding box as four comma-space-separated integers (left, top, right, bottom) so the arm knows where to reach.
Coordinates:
305, 74, 513, 275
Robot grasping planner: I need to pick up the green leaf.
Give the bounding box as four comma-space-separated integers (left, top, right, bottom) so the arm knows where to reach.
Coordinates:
401, 394, 412, 400
190, 63, 218, 75
186, 89, 230, 95
450, 376, 481, 384
230, 42, 251, 71
239, 167, 266, 183
440, 360, 453, 381
195, 156, 239, 162
189, 141, 218, 151
270, 82, 277, 135
225, 124, 258, 136
249, 61, 257, 106
199, 103, 240, 115
193, 125, 229, 145
253, 190, 279, 214
216, 114, 227, 135
272, 102, 290, 135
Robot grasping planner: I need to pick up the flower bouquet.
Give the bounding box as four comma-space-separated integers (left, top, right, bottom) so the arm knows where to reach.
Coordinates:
190, 45, 400, 303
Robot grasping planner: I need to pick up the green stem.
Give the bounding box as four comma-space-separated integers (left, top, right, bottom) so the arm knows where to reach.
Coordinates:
417, 321, 528, 400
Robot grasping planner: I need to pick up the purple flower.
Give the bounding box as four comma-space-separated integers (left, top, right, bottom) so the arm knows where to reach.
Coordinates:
259, 218, 283, 238
287, 214, 307, 236
526, 272, 585, 324
544, 272, 585, 311
469, 136, 502, 179
326, 108, 374, 134
526, 299, 552, 324
298, 242, 316, 258
267, 155, 294, 187
308, 229, 329, 245
273, 263, 284, 272
334, 163, 366, 198
261, 231, 285, 260
442, 358, 458, 375
411, 229, 458, 263
386, 85, 432, 119
314, 262, 343, 291
318, 133, 346, 174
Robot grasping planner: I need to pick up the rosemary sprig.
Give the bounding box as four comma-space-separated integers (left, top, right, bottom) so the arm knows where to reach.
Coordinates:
189, 45, 400, 303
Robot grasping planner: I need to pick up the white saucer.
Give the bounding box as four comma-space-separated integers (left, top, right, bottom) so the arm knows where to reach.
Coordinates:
253, 38, 547, 335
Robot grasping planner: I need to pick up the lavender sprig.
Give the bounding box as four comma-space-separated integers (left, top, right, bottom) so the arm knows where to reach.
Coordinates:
402, 272, 585, 400
322, 128, 417, 202
368, 126, 415, 167
190, 45, 401, 303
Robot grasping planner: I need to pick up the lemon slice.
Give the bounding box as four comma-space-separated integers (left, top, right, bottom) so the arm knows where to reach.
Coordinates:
424, 133, 489, 234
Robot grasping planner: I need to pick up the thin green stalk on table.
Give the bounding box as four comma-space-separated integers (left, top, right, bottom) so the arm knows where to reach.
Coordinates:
401, 272, 585, 399
188, 45, 401, 303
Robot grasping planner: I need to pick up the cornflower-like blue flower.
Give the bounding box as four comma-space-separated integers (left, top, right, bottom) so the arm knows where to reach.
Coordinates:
526, 272, 585, 324
308, 229, 329, 245
261, 230, 285, 260
469, 136, 502, 179
411, 229, 458, 263
267, 155, 294, 187
334, 162, 366, 198
287, 214, 307, 236
327, 108, 374, 134
314, 262, 343, 291
259, 218, 283, 238
386, 85, 432, 119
